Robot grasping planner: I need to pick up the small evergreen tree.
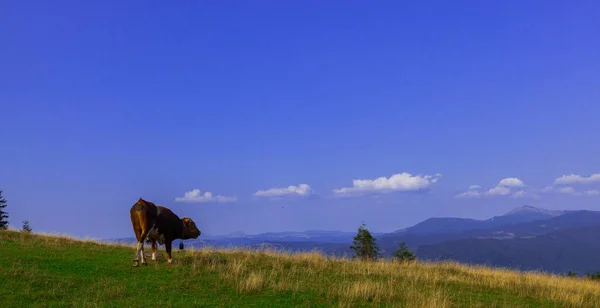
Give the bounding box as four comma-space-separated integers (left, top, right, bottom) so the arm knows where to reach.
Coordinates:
21, 220, 32, 233
393, 242, 416, 263
350, 222, 380, 261
0, 190, 8, 230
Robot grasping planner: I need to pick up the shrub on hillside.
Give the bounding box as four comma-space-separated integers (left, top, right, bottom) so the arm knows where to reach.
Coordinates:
21, 220, 32, 233
565, 271, 578, 278
585, 272, 600, 281
393, 242, 416, 263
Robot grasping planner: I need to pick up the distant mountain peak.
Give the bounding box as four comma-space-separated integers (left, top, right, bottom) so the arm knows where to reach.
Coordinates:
503, 205, 562, 217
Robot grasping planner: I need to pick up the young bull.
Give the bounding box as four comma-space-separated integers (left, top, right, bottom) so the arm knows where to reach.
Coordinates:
129, 198, 201, 266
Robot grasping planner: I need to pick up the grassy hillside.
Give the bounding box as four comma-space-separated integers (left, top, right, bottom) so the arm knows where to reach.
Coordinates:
1, 231, 600, 307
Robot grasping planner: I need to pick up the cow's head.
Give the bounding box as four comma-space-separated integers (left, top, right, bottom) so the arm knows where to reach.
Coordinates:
181, 217, 201, 239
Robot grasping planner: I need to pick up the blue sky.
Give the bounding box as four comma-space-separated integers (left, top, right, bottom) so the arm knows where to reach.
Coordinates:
1, 1, 599, 239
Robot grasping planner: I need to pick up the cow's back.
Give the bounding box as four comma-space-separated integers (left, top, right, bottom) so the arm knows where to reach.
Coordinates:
154, 206, 184, 238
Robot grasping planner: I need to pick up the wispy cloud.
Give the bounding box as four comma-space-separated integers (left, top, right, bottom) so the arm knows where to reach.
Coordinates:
557, 186, 576, 194
540, 186, 555, 193
175, 189, 237, 203
542, 173, 600, 196
486, 185, 511, 196
551, 187, 600, 197
254, 184, 313, 198
540, 187, 597, 197
457, 174, 600, 200
332, 172, 441, 197
455, 190, 482, 198
455, 177, 530, 198
554, 173, 600, 185
511, 190, 539, 199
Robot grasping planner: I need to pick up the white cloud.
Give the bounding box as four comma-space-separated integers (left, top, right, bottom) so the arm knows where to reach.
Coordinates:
455, 178, 525, 198
512, 190, 527, 198
554, 174, 600, 185
511, 190, 539, 199
557, 186, 576, 194
455, 190, 481, 198
175, 189, 237, 203
254, 184, 313, 198
540, 185, 599, 197
456, 185, 523, 198
486, 185, 511, 196
458, 174, 600, 200
498, 177, 525, 187
332, 172, 441, 197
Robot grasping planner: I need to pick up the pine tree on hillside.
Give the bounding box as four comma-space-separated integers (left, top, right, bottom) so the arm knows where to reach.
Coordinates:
0, 190, 8, 230
350, 222, 380, 261
393, 242, 416, 263
21, 220, 32, 233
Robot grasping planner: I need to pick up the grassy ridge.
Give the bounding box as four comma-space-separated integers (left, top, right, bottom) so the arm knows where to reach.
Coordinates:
1, 231, 600, 307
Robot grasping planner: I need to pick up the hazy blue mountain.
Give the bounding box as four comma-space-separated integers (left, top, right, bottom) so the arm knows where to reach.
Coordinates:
389, 205, 565, 236
471, 210, 600, 239
390, 217, 485, 235
415, 224, 600, 274
377, 210, 600, 253
484, 205, 565, 228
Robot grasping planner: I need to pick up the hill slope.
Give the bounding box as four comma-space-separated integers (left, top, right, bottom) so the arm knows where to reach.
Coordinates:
2, 231, 600, 307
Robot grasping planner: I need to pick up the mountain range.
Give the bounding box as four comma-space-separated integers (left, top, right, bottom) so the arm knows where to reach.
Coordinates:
105, 205, 600, 274
388, 205, 566, 236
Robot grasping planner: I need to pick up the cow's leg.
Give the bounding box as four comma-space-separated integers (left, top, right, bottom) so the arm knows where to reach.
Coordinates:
139, 240, 149, 265
165, 240, 173, 264
133, 241, 142, 267
140, 242, 147, 265
134, 241, 144, 266
151, 239, 158, 261
131, 214, 143, 267
138, 228, 152, 266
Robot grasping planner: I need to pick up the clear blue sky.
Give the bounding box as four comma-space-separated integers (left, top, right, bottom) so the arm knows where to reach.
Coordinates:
1, 1, 599, 239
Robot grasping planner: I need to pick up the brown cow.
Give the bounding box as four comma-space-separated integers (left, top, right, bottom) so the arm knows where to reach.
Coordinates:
129, 198, 201, 266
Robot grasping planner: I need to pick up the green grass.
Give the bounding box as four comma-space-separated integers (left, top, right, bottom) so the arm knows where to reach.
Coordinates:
1, 230, 600, 307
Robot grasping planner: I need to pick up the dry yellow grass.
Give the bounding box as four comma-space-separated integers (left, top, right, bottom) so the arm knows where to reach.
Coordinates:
181, 246, 600, 307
